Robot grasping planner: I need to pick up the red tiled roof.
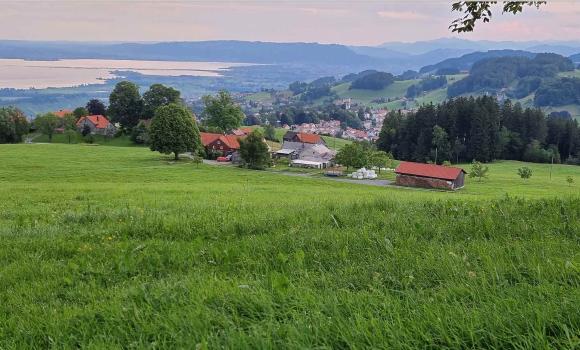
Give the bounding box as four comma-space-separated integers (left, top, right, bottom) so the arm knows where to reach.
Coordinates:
76, 115, 111, 129
221, 135, 241, 149
395, 161, 466, 181
54, 109, 73, 118
200, 132, 221, 146
232, 127, 254, 136
296, 133, 322, 144
200, 133, 241, 149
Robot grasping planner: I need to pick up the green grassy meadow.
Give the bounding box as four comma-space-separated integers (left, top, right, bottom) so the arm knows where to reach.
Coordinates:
1, 144, 579, 348
262, 127, 352, 150
333, 80, 420, 105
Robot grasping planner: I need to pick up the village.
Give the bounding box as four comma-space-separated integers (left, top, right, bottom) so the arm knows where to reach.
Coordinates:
45, 106, 467, 191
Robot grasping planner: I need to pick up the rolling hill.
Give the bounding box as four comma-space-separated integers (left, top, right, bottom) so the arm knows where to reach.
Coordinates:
419, 50, 536, 74
1, 143, 579, 347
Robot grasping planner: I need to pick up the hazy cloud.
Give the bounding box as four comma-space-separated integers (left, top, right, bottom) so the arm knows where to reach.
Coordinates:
0, 1, 578, 44
377, 11, 429, 20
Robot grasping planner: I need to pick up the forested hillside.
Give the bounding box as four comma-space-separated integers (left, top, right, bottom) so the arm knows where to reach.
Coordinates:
377, 96, 580, 165
447, 53, 576, 99
270, 51, 580, 120
419, 50, 536, 74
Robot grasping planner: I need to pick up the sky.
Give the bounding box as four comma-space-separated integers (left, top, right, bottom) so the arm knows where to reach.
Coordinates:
1, 0, 579, 45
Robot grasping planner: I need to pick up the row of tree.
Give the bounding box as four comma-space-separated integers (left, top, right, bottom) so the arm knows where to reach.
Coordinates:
377, 96, 580, 165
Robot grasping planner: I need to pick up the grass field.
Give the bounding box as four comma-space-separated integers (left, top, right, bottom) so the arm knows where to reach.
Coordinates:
32, 133, 138, 147
1, 144, 579, 348
332, 80, 420, 106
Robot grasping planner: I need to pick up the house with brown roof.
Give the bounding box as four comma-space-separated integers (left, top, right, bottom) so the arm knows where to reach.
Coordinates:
282, 131, 325, 145
232, 127, 254, 136
200, 132, 241, 154
76, 115, 117, 136
395, 162, 466, 190
53, 109, 73, 118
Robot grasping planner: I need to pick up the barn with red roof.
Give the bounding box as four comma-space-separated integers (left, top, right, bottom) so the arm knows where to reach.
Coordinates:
395, 161, 466, 190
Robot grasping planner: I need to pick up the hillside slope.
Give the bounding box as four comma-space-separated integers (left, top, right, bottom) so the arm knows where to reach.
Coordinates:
1, 144, 579, 348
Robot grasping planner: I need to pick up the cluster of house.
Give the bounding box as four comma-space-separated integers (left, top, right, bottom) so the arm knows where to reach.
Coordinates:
293, 120, 341, 136
53, 109, 117, 136
198, 128, 337, 169
274, 131, 336, 169
289, 109, 388, 142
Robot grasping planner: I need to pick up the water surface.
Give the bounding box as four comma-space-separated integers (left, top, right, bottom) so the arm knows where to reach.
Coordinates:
0, 59, 250, 89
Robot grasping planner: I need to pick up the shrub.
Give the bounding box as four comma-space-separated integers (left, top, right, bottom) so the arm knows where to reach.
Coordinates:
522, 140, 560, 163
517, 166, 533, 180
469, 160, 489, 182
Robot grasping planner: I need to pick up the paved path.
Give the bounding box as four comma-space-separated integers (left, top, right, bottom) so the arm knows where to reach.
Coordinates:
274, 171, 392, 187
324, 178, 392, 187
199, 161, 393, 187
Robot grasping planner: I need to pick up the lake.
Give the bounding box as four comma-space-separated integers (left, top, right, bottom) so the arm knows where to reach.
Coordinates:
0, 59, 252, 89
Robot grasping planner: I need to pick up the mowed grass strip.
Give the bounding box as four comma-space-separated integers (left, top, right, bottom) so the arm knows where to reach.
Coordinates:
0, 144, 579, 349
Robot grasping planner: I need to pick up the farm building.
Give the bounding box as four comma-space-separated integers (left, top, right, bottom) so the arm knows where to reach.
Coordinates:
282, 131, 325, 145
200, 132, 241, 154
395, 162, 466, 190
276, 140, 336, 168
76, 115, 117, 136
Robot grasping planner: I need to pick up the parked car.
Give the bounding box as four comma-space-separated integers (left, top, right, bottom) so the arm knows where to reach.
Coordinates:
217, 156, 230, 162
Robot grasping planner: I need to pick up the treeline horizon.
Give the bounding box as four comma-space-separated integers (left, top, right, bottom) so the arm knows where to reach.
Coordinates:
377, 96, 580, 165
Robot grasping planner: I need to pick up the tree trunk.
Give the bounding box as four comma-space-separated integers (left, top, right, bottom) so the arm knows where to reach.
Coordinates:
174, 152, 179, 161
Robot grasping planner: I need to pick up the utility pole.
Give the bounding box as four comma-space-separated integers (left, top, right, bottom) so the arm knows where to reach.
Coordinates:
550, 153, 554, 180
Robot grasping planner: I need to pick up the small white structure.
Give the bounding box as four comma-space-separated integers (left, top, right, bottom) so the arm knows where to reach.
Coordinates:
291, 159, 326, 169
349, 168, 378, 180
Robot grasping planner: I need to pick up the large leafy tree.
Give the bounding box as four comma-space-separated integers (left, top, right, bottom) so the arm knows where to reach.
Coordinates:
143, 84, 181, 119
369, 151, 392, 173
108, 81, 144, 129
86, 99, 107, 116
335, 142, 370, 171
0, 107, 29, 144
451, 1, 545, 33
35, 113, 60, 143
61, 113, 77, 131
202, 90, 245, 133
239, 130, 270, 170
149, 103, 201, 161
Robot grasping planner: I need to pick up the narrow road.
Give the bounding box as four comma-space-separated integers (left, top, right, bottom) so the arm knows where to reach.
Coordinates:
274, 171, 392, 187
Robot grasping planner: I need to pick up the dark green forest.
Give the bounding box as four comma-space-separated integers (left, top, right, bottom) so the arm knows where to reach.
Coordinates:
349, 71, 394, 91
377, 96, 580, 165
406, 76, 448, 98
447, 53, 575, 99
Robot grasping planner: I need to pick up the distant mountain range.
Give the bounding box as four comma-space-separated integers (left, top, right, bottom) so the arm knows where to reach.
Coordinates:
1, 38, 579, 75
378, 38, 580, 56
419, 50, 537, 74
0, 40, 380, 67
